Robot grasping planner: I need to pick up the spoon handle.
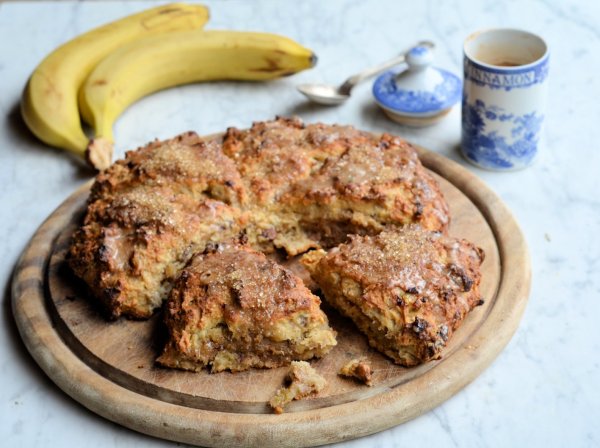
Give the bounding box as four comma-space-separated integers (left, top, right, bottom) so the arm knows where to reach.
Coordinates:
338, 40, 435, 95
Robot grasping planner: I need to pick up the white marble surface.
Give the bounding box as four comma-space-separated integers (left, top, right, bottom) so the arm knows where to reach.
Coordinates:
1, 0, 599, 446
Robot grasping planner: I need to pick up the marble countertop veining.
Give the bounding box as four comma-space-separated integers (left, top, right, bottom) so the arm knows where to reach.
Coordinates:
1, 1, 599, 447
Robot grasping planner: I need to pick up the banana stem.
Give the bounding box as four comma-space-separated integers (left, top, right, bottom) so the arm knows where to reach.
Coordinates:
86, 138, 114, 171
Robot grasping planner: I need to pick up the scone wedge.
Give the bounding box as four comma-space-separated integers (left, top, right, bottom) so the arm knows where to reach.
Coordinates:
157, 245, 337, 372
302, 226, 484, 366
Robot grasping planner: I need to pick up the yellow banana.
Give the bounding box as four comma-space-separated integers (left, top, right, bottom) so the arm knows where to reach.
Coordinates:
80, 30, 316, 154
21, 3, 209, 170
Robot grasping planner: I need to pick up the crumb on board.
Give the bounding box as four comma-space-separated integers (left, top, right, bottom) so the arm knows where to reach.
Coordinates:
269, 361, 326, 414
338, 358, 373, 386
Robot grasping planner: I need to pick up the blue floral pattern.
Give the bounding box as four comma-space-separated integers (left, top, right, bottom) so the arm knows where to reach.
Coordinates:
462, 96, 544, 169
372, 69, 461, 114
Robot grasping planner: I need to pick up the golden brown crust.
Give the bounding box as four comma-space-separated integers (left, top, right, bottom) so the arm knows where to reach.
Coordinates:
280, 132, 449, 246
89, 132, 246, 208
222, 117, 371, 206
157, 245, 336, 373
68, 133, 244, 319
302, 226, 485, 366
223, 118, 449, 252
69, 117, 450, 319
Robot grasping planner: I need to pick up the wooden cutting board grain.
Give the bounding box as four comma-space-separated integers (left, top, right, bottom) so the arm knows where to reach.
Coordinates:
12, 142, 530, 447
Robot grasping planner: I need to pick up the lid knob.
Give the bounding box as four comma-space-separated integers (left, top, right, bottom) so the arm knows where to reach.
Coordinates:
406, 45, 434, 70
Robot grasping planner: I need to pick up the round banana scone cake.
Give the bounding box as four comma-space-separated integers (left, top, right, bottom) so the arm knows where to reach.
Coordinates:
67, 117, 481, 371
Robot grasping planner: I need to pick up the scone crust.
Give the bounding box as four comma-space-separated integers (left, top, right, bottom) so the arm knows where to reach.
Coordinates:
68, 133, 244, 319
303, 226, 484, 366
224, 118, 449, 251
157, 245, 337, 372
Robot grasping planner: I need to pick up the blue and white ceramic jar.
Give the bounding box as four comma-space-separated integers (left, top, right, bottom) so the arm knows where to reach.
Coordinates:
461, 29, 549, 170
373, 45, 461, 127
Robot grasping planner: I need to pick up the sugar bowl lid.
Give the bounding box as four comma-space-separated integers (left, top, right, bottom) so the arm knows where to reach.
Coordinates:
372, 45, 462, 126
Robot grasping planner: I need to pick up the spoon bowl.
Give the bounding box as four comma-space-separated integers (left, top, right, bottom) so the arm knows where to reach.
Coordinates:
297, 83, 349, 105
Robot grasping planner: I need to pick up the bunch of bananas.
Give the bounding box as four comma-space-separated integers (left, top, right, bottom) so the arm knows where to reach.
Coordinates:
21, 3, 316, 170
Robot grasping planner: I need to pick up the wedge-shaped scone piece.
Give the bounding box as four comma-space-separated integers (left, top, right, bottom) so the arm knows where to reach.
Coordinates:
69, 187, 240, 319
303, 227, 484, 366
222, 117, 450, 254
281, 132, 450, 246
68, 133, 247, 319
157, 245, 337, 372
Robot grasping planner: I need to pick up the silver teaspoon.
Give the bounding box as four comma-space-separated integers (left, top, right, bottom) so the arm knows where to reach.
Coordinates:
297, 40, 435, 106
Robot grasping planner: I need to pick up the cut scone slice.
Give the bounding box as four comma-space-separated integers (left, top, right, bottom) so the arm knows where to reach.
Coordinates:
302, 226, 485, 366
68, 133, 247, 319
157, 245, 337, 373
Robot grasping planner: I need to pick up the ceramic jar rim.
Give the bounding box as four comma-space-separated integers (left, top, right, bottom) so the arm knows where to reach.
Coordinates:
464, 28, 549, 71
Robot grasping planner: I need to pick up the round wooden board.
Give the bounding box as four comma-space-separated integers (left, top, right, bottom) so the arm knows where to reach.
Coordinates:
12, 143, 530, 447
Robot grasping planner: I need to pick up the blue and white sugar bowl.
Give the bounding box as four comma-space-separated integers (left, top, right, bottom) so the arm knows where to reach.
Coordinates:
372, 45, 462, 127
